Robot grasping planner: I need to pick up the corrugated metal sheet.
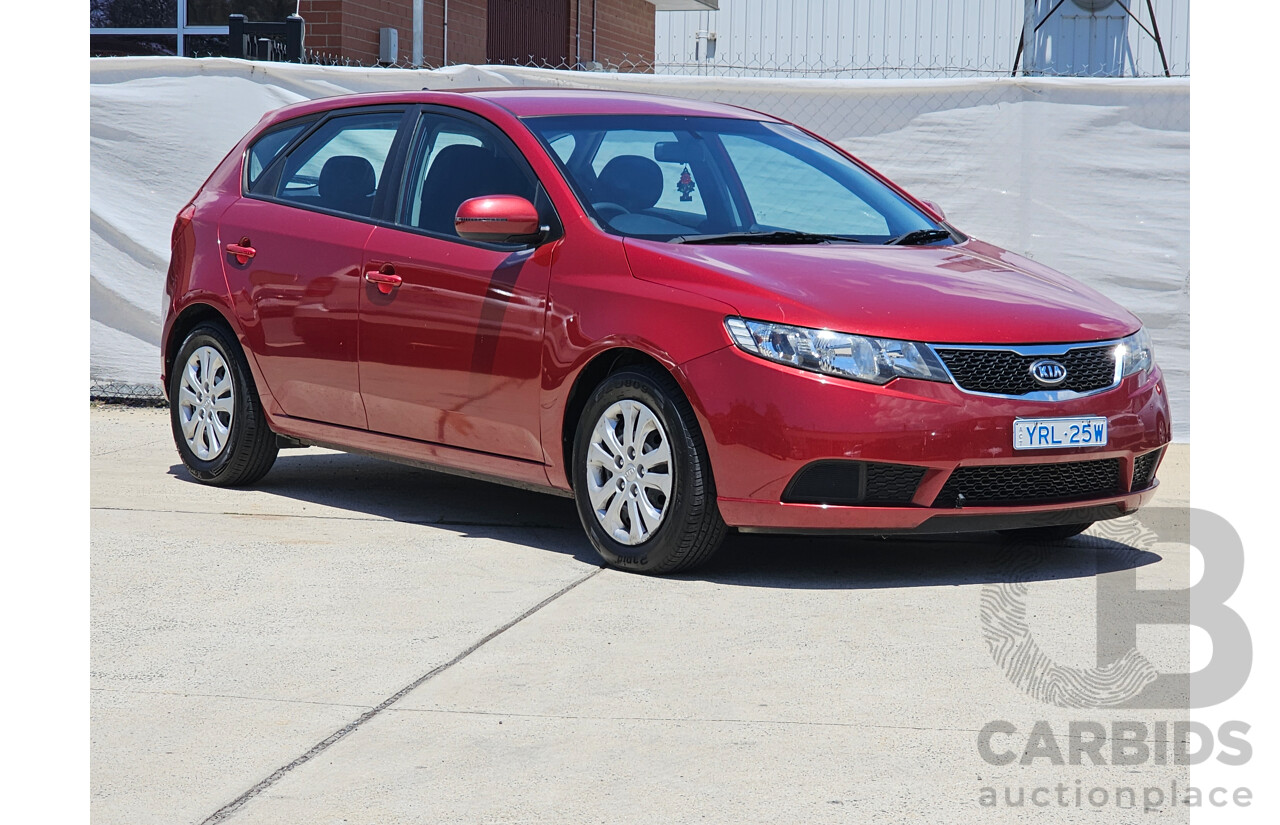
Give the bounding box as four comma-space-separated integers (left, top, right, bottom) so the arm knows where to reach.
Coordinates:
488, 0, 571, 64
655, 0, 1189, 77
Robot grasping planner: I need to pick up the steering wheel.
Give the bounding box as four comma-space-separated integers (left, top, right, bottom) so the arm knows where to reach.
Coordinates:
592, 202, 629, 223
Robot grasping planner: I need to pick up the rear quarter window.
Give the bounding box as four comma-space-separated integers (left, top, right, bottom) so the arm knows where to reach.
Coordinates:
246, 121, 309, 191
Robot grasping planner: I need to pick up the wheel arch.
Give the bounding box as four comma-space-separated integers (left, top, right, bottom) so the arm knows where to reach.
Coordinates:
164, 302, 243, 394
560, 346, 703, 491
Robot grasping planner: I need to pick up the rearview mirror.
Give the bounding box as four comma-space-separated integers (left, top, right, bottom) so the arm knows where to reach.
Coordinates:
920, 200, 946, 221
654, 141, 707, 164
454, 195, 544, 244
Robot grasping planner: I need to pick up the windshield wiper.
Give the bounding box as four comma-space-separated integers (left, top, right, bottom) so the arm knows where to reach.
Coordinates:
885, 228, 953, 246
672, 230, 864, 245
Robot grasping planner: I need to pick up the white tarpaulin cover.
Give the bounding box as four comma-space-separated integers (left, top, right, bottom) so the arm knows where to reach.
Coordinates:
90, 58, 1189, 439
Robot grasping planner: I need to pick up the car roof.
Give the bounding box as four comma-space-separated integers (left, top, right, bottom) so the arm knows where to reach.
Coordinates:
259, 87, 778, 126
461, 88, 778, 120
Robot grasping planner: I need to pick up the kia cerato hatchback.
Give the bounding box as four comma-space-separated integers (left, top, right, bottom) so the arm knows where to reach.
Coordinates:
162, 88, 1170, 574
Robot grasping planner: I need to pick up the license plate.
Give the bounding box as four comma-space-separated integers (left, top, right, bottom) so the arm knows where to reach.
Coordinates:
1013, 416, 1108, 450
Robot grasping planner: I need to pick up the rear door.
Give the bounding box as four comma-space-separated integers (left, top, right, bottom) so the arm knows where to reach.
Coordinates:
357, 108, 559, 462
220, 107, 410, 428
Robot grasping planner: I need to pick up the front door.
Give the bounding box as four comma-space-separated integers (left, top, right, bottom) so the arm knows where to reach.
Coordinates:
357, 110, 557, 462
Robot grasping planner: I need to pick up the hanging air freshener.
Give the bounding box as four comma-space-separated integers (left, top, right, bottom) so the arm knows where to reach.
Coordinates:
676, 165, 696, 202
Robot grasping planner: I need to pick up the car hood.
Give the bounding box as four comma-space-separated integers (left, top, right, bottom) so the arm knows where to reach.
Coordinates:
622, 238, 1140, 345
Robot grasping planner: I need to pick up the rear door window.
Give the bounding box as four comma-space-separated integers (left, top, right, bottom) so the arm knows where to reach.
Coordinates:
273, 111, 404, 219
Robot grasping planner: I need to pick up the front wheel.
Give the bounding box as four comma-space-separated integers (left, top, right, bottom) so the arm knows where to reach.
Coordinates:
572, 366, 726, 574
169, 322, 277, 486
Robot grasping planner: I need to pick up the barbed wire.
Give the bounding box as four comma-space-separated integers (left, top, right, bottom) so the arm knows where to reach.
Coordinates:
89, 45, 1187, 79
296, 49, 1186, 78
90, 382, 167, 406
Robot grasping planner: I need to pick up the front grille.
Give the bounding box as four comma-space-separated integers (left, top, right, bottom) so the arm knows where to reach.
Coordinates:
932, 459, 1121, 507
783, 460, 925, 506
934, 345, 1117, 396
1131, 448, 1164, 491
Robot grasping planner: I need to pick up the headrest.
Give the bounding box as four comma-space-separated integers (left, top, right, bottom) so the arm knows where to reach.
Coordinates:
596, 155, 664, 213
319, 155, 376, 204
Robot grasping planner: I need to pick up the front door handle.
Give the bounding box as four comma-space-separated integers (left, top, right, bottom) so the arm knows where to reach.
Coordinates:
226, 240, 256, 264
365, 264, 402, 294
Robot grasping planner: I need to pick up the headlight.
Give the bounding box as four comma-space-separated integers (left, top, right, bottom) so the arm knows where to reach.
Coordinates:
724, 317, 951, 385
1117, 328, 1154, 378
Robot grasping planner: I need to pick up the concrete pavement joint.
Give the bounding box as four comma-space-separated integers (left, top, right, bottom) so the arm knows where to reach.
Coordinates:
390, 706, 988, 732
196, 566, 604, 825
385, 707, 1183, 744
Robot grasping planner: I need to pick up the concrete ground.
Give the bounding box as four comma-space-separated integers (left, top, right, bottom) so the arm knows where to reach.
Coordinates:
92, 406, 1192, 824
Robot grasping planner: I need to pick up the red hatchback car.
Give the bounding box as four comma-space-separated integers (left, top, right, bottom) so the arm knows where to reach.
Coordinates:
163, 88, 1170, 573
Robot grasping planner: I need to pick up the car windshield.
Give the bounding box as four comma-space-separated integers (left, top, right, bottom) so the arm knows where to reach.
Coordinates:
524, 114, 950, 244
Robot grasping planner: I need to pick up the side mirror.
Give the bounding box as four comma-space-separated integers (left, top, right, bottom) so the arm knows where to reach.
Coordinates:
920, 200, 946, 221
454, 195, 543, 244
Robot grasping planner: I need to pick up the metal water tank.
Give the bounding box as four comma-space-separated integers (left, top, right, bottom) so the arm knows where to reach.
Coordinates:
1070, 0, 1118, 11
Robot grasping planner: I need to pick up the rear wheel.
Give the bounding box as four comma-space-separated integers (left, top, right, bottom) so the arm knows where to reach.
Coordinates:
998, 522, 1093, 543
572, 366, 726, 574
169, 322, 277, 486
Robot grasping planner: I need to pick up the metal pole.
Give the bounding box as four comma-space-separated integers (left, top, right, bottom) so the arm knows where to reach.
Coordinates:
1141, 0, 1172, 76
1036, 0, 1068, 33
592, 0, 597, 62
443, 0, 449, 65
1113, 1, 1158, 42
177, 0, 186, 56
575, 0, 581, 68
413, 0, 423, 67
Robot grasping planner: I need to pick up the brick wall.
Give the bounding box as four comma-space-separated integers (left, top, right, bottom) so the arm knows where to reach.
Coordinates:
299, 0, 651, 68
572, 0, 655, 67
448, 0, 488, 66
300, 0, 426, 64
299, 0, 345, 56
341, 0, 416, 64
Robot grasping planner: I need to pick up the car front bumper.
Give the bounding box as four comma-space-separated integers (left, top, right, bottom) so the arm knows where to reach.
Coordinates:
677, 346, 1171, 533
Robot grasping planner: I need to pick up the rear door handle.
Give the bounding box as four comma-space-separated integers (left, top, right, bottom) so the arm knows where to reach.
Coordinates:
365, 265, 402, 294
226, 241, 256, 264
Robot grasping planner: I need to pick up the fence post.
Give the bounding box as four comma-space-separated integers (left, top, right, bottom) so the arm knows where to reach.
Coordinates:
228, 14, 246, 60
285, 14, 305, 63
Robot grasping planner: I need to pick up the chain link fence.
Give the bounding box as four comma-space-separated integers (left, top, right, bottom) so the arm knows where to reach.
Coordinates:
90, 47, 1187, 79
287, 49, 1185, 79
90, 382, 167, 406
90, 57, 1188, 436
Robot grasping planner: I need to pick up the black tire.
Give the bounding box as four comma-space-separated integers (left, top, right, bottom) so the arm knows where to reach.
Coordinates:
571, 366, 726, 574
998, 522, 1093, 543
169, 322, 277, 487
